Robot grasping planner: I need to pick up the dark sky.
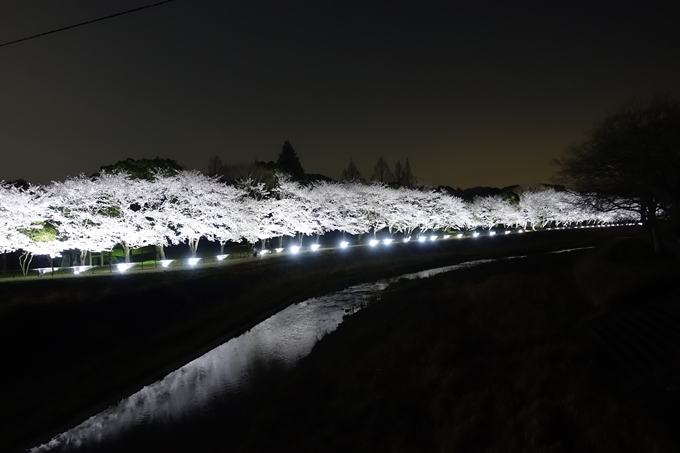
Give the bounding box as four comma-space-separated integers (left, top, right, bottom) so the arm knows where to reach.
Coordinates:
1, 1, 679, 188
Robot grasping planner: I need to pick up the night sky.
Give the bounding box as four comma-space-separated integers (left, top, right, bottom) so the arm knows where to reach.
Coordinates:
1, 1, 679, 188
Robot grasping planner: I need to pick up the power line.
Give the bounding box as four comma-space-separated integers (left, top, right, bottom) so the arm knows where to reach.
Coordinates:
0, 0, 178, 49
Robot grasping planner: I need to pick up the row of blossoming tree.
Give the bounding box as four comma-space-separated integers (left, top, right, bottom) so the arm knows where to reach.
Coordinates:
1, 171, 629, 275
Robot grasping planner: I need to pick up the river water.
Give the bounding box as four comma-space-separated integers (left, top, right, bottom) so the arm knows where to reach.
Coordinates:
29, 257, 524, 453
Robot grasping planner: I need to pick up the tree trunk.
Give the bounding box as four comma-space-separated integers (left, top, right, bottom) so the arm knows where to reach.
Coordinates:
279, 236, 284, 247
642, 200, 663, 254
121, 242, 131, 263
156, 244, 166, 260
19, 251, 34, 276
188, 238, 199, 257
219, 241, 225, 254
79, 250, 88, 266
298, 232, 304, 246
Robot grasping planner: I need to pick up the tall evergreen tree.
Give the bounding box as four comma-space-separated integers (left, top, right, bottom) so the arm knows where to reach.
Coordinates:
403, 158, 415, 187
394, 160, 403, 186
371, 156, 394, 184
341, 159, 364, 182
277, 140, 305, 181
207, 155, 222, 176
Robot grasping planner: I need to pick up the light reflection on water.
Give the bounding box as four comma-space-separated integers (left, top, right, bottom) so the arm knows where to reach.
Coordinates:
30, 258, 501, 452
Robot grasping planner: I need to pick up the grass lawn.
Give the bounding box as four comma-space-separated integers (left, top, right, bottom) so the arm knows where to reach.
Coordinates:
236, 238, 680, 452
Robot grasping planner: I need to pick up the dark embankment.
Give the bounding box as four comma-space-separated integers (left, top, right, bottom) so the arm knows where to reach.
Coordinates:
0, 228, 636, 452
236, 238, 680, 453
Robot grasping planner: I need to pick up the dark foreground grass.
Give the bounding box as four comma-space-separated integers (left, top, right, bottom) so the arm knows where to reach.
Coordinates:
236, 238, 680, 453
0, 228, 643, 452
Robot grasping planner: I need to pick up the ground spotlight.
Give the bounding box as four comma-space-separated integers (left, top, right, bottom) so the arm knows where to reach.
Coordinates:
489, 231, 496, 236
340, 241, 349, 249
161, 259, 174, 267
275, 248, 284, 253
290, 246, 300, 254
259, 249, 270, 256
429, 235, 437, 241
188, 258, 201, 266
311, 244, 321, 251
383, 238, 393, 245
418, 236, 426, 243
369, 239, 379, 247
473, 232, 480, 238
117, 263, 137, 273
215, 255, 228, 261
457, 233, 463, 238
505, 231, 510, 235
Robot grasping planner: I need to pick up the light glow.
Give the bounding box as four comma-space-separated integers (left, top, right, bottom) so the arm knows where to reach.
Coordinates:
160, 259, 174, 267
383, 238, 393, 245
489, 231, 496, 236
418, 236, 426, 243
275, 248, 284, 253
215, 255, 228, 261
369, 239, 379, 247
259, 249, 270, 256
457, 233, 463, 238
429, 235, 437, 241
188, 258, 201, 266
311, 243, 321, 251
290, 246, 300, 254
473, 232, 480, 237
518, 229, 524, 234
117, 263, 137, 273
443, 234, 451, 239
403, 237, 411, 242
505, 231, 510, 234
73, 266, 91, 275
339, 241, 349, 249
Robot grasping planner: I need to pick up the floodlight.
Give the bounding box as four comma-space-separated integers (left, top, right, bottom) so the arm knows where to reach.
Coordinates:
117, 263, 137, 273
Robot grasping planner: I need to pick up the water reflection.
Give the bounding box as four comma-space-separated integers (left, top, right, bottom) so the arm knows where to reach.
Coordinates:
30, 258, 499, 452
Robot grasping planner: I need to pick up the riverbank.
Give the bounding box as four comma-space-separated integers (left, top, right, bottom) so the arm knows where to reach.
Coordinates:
0, 228, 638, 452
235, 237, 680, 452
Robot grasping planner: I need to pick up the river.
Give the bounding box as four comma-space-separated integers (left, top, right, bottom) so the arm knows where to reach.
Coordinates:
30, 256, 532, 452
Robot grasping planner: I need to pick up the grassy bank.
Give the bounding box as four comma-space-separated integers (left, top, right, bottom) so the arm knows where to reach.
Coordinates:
236, 238, 680, 452
0, 228, 637, 451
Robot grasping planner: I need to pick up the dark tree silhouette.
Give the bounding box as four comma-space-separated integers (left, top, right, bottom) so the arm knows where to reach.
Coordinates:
403, 158, 415, 187
341, 159, 364, 182
8, 179, 30, 190
277, 140, 305, 181
394, 160, 403, 186
207, 155, 222, 176
555, 94, 680, 252
371, 156, 394, 184
99, 157, 182, 181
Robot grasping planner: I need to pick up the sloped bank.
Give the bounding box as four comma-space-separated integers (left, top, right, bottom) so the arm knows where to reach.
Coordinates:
1, 228, 631, 452
236, 238, 680, 452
